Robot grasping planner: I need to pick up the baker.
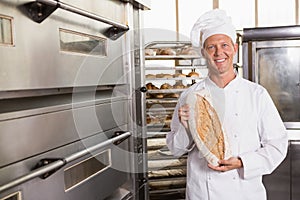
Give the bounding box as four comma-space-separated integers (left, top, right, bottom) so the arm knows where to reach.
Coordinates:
166, 9, 288, 200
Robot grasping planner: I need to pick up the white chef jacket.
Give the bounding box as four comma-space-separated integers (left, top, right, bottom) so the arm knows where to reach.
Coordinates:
166, 75, 288, 200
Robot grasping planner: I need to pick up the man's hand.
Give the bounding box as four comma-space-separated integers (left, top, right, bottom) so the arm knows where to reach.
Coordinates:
208, 157, 243, 172
178, 104, 190, 129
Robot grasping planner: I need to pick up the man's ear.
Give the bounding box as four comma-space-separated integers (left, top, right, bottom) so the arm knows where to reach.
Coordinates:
234, 43, 238, 54
201, 48, 205, 57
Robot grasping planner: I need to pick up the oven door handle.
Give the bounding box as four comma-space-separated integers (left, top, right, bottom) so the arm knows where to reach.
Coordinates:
20, 0, 129, 39
0, 131, 131, 193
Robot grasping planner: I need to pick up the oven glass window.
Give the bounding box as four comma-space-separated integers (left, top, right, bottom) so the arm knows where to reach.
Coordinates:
0, 15, 13, 45
258, 47, 300, 122
59, 28, 107, 56
64, 149, 111, 191
0, 191, 21, 200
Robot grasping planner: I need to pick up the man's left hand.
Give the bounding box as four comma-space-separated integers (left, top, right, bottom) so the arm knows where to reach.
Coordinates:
208, 157, 243, 172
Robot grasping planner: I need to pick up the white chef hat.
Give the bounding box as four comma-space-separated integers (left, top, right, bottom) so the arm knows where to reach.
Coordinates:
190, 9, 236, 47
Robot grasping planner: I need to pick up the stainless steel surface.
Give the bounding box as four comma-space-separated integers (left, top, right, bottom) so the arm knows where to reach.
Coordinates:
36, 0, 129, 31
0, 128, 132, 200
263, 142, 291, 200
0, 99, 129, 168
243, 25, 300, 42
0, 132, 131, 194
257, 45, 300, 122
0, 0, 149, 199
125, 4, 149, 199
64, 132, 131, 163
0, 0, 126, 91
0, 161, 65, 194
242, 28, 300, 127
243, 26, 300, 200
291, 141, 300, 199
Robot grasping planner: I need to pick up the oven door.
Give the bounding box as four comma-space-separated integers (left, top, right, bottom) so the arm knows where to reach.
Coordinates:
243, 39, 300, 128
0, 0, 128, 91
0, 129, 132, 200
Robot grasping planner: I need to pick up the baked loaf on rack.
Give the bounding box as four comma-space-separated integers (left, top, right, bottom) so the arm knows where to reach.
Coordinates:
145, 48, 157, 56
146, 74, 156, 79
187, 71, 199, 77
173, 73, 186, 78
179, 46, 200, 56
186, 90, 230, 166
157, 48, 177, 55
160, 83, 173, 89
156, 73, 173, 78
173, 82, 185, 89
146, 82, 158, 90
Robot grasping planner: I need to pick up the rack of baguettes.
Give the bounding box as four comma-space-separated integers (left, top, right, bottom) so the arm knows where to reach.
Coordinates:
145, 41, 207, 200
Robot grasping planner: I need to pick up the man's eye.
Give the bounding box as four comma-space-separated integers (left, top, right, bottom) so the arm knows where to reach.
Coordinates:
207, 45, 214, 50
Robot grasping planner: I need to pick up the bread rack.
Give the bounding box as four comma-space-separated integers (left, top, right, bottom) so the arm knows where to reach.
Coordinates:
144, 41, 207, 200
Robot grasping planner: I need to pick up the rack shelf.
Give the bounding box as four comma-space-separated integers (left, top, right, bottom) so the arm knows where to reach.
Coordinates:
145, 41, 207, 200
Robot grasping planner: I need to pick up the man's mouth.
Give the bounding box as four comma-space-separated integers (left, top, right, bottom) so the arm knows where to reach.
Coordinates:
215, 58, 226, 63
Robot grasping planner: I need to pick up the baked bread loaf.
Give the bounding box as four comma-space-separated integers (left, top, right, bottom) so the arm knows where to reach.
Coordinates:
155, 94, 164, 99
157, 48, 176, 55
145, 48, 157, 56
187, 71, 199, 77
156, 73, 173, 78
164, 93, 180, 98
186, 89, 230, 166
160, 83, 172, 89
173, 73, 186, 78
146, 74, 156, 79
146, 83, 158, 90
173, 82, 185, 89
180, 46, 200, 56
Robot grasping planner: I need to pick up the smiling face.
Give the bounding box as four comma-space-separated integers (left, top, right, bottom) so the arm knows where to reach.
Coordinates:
202, 34, 238, 77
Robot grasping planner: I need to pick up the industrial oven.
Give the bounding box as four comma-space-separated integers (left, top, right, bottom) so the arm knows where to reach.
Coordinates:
0, 0, 149, 200
243, 25, 300, 200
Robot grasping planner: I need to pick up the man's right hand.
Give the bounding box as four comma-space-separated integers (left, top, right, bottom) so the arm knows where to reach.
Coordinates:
178, 104, 190, 129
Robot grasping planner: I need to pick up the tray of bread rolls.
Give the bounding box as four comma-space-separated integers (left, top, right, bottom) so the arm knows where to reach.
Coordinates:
145, 41, 202, 59
146, 72, 204, 81
146, 82, 189, 99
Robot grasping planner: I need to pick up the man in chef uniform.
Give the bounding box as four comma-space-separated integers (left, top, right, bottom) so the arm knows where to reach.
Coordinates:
166, 9, 288, 200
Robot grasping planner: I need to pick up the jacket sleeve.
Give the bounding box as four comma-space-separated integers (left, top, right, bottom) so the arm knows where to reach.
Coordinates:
239, 89, 288, 180
166, 92, 195, 157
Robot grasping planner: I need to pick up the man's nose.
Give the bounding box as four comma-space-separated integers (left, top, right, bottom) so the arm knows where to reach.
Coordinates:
214, 46, 222, 56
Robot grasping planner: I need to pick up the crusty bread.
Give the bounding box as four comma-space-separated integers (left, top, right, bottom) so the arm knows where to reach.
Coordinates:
186, 90, 230, 166
146, 82, 158, 90
157, 48, 176, 55
146, 74, 156, 79
173, 82, 185, 89
187, 71, 199, 77
160, 83, 172, 89
156, 73, 173, 78
145, 48, 157, 56
195, 95, 225, 160
173, 73, 186, 78
179, 46, 199, 56
155, 94, 164, 99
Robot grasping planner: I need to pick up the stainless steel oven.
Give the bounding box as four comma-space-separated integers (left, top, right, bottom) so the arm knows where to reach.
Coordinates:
243, 25, 300, 200
0, 0, 150, 199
